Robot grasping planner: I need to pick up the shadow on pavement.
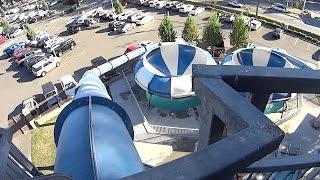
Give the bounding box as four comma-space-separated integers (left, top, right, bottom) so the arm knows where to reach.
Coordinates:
38, 165, 54, 171
262, 31, 278, 41
6, 62, 20, 72
301, 16, 320, 28
95, 28, 110, 34
8, 104, 22, 120
58, 30, 74, 37
108, 30, 121, 36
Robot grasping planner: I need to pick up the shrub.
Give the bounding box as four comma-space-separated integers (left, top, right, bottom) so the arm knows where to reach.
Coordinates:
203, 11, 223, 47
26, 26, 36, 41
182, 14, 200, 43
158, 12, 176, 42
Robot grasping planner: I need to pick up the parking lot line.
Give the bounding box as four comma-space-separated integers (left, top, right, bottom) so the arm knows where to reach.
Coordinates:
307, 43, 310, 51
282, 34, 286, 40
295, 38, 299, 45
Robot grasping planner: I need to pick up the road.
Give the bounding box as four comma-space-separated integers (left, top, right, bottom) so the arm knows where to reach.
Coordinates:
0, 3, 319, 156
192, 0, 320, 36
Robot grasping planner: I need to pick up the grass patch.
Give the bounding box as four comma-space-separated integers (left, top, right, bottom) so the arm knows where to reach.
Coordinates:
31, 118, 57, 174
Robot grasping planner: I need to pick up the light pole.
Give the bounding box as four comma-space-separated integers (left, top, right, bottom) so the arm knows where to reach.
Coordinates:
302, 0, 307, 11
110, 0, 114, 9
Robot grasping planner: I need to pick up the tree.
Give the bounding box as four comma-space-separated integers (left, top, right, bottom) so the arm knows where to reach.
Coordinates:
211, 0, 217, 8
294, 0, 302, 9
1, 20, 10, 36
203, 11, 223, 48
229, 14, 249, 48
26, 25, 36, 40
244, 6, 251, 17
114, 0, 124, 14
0, 8, 5, 17
182, 14, 199, 43
41, 0, 49, 10
158, 12, 176, 42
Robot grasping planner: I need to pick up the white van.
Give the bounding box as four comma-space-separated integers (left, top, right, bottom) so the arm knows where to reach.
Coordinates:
249, 20, 262, 30
32, 56, 61, 77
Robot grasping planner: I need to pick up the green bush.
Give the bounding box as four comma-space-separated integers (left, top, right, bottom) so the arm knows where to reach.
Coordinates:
65, 4, 77, 14
114, 0, 124, 14
26, 26, 36, 41
182, 14, 200, 43
158, 12, 176, 42
1, 20, 10, 35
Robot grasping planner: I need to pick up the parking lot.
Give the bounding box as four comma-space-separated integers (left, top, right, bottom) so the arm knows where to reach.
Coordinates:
0, 4, 319, 129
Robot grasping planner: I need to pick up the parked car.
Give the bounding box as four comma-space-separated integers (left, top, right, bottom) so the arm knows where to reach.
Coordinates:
21, 96, 39, 118
128, 13, 143, 22
139, 0, 150, 5
228, 1, 243, 8
49, 0, 58, 7
116, 23, 136, 33
248, 19, 262, 30
117, 11, 135, 21
135, 15, 154, 25
66, 18, 99, 33
109, 20, 126, 30
6, 14, 19, 23
179, 4, 194, 13
7, 8, 20, 14
155, 1, 167, 9
32, 56, 61, 77
37, 10, 50, 19
224, 14, 235, 22
53, 38, 76, 57
27, 31, 50, 47
42, 82, 61, 108
24, 55, 47, 71
190, 7, 205, 16
23, 4, 37, 11
27, 17, 38, 24
37, 36, 53, 48
142, 0, 151, 6
165, 1, 178, 9
44, 37, 64, 51
172, 3, 185, 11
59, 75, 78, 97
12, 47, 31, 60
15, 50, 44, 66
273, 28, 284, 39
125, 43, 140, 53
108, 12, 121, 20
3, 42, 25, 58
8, 28, 24, 38
18, 12, 29, 22
270, 3, 287, 13
149, 0, 159, 7
0, 36, 6, 45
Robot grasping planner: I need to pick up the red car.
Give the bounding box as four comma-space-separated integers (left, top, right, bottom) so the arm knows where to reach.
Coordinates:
12, 47, 31, 60
125, 43, 140, 53
0, 36, 6, 45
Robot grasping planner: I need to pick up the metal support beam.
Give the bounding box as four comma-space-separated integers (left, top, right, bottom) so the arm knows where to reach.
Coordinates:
251, 92, 271, 112
243, 154, 320, 173
124, 77, 284, 179
193, 65, 320, 94
0, 128, 12, 179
